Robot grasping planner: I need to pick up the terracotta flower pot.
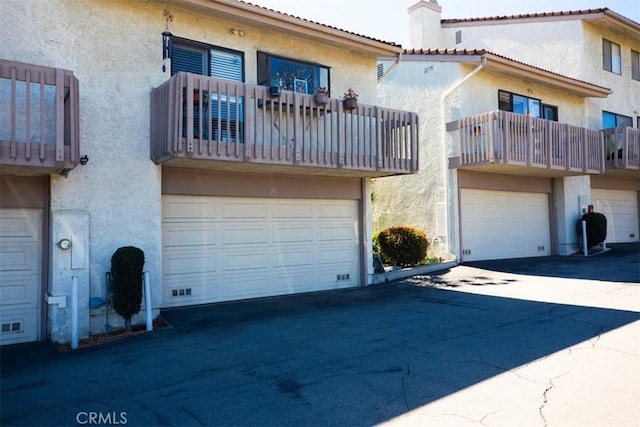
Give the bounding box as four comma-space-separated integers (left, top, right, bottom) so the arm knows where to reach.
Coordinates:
343, 97, 357, 111
314, 94, 329, 105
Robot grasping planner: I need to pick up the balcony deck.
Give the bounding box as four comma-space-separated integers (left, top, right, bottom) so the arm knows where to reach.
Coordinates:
0, 59, 80, 175
151, 73, 419, 177
447, 110, 604, 177
603, 126, 640, 177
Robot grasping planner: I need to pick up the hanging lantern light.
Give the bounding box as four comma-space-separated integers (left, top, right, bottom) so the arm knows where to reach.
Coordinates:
162, 30, 173, 73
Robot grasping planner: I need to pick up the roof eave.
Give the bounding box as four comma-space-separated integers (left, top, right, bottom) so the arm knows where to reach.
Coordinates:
172, 0, 403, 56
484, 53, 611, 98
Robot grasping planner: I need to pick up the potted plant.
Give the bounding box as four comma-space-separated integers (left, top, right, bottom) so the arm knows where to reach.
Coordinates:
313, 87, 330, 106
342, 88, 358, 111
269, 78, 282, 98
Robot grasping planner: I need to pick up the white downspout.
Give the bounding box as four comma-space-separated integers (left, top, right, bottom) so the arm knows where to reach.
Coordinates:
377, 52, 403, 84
71, 276, 79, 349
144, 271, 153, 331
441, 56, 486, 261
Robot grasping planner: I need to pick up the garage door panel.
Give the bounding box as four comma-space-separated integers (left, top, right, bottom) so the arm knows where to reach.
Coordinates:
164, 249, 217, 275
0, 209, 41, 345
220, 273, 269, 300
273, 201, 314, 218
163, 223, 217, 247
273, 224, 314, 243
317, 244, 358, 264
317, 224, 356, 241
272, 270, 315, 294
222, 225, 268, 245
222, 200, 268, 218
317, 202, 357, 218
162, 196, 359, 307
0, 212, 40, 239
163, 198, 218, 221
461, 189, 550, 261
272, 247, 314, 268
221, 249, 269, 271
592, 189, 639, 243
0, 274, 38, 306
0, 308, 38, 345
0, 243, 39, 273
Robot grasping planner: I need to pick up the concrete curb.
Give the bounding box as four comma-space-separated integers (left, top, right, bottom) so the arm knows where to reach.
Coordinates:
370, 260, 458, 284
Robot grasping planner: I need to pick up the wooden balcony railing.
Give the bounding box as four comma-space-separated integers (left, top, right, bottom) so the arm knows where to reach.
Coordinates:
151, 72, 418, 177
602, 126, 640, 177
447, 110, 604, 176
0, 59, 80, 175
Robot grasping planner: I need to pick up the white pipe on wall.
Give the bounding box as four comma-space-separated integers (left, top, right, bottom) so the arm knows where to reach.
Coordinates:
71, 276, 79, 349
582, 220, 588, 256
144, 271, 153, 331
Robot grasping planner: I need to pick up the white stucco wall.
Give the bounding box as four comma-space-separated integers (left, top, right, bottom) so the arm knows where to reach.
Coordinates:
375, 59, 461, 259
2, 0, 384, 341
441, 18, 640, 127
376, 56, 597, 259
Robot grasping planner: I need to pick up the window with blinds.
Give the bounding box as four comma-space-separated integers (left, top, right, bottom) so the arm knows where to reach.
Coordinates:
170, 37, 245, 143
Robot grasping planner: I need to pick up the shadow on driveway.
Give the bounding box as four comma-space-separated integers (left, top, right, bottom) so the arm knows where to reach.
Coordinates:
464, 243, 640, 283
2, 279, 638, 426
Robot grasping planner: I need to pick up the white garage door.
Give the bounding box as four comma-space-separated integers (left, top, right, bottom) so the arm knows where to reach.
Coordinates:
592, 189, 639, 243
461, 189, 551, 261
0, 209, 41, 345
162, 195, 360, 307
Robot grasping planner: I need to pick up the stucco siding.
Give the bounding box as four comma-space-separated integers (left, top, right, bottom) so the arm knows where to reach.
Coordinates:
2, 0, 384, 340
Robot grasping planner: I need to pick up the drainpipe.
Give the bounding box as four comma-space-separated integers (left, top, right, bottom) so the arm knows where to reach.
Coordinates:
71, 276, 79, 349
377, 52, 403, 84
144, 271, 153, 331
441, 55, 486, 261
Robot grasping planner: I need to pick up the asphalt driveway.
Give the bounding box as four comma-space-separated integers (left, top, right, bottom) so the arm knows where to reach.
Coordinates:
2, 245, 639, 426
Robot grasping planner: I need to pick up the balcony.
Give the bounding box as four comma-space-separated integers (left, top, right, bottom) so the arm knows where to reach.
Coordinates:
603, 126, 640, 177
447, 110, 604, 177
0, 59, 80, 175
151, 72, 418, 177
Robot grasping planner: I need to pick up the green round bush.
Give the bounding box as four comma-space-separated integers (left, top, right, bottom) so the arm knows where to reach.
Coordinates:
376, 226, 429, 267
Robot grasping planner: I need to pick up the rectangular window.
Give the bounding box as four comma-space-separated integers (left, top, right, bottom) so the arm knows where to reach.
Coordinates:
498, 90, 542, 118
542, 104, 558, 122
257, 52, 330, 95
170, 37, 245, 143
171, 38, 244, 81
632, 50, 640, 81
603, 39, 621, 75
602, 111, 633, 129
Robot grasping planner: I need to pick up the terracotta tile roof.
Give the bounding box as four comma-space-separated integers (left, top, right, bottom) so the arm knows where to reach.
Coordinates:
238, 0, 402, 47
441, 7, 638, 26
402, 48, 611, 93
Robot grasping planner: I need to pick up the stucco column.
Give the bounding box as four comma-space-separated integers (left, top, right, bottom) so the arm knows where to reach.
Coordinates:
48, 210, 90, 343
553, 176, 591, 255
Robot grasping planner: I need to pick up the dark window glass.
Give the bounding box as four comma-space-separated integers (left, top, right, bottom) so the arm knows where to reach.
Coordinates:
498, 90, 542, 118
632, 50, 640, 81
257, 52, 330, 95
603, 39, 621, 75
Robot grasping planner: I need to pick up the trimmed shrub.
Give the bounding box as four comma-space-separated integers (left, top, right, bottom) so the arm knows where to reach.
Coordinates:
582, 212, 607, 248
111, 246, 145, 333
376, 226, 429, 267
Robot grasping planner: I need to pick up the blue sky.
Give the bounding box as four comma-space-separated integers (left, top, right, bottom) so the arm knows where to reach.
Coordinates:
254, 0, 640, 47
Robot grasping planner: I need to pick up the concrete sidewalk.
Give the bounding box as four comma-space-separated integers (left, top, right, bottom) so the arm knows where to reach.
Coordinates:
1, 246, 639, 426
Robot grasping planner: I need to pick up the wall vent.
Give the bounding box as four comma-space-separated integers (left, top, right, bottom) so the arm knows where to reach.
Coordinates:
172, 288, 192, 297
1, 321, 23, 334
